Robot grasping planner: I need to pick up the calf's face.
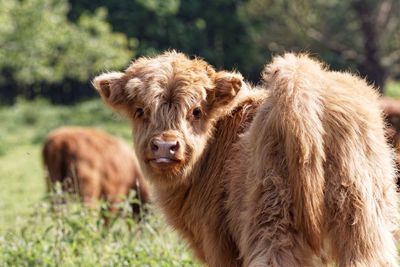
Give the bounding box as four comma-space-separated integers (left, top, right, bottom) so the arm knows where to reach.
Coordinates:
93, 52, 242, 186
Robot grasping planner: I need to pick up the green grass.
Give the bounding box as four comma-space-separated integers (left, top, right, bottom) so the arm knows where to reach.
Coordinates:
0, 98, 200, 266
385, 80, 400, 99
0, 199, 198, 267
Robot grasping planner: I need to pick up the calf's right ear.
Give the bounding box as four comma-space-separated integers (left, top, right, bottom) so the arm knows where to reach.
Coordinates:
92, 72, 129, 111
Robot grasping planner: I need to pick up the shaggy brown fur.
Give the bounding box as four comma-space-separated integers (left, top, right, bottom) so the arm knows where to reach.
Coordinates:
93, 52, 399, 266
43, 126, 150, 214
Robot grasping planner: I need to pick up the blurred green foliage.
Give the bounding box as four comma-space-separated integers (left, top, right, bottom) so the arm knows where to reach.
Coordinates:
244, 0, 400, 91
67, 0, 400, 92
0, 0, 132, 103
0, 0, 399, 100
68, 0, 257, 78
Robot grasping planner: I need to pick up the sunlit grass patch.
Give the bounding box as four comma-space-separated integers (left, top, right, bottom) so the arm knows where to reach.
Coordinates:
0, 197, 200, 267
385, 80, 400, 99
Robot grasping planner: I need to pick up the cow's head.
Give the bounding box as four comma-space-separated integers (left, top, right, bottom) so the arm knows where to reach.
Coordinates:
93, 51, 242, 186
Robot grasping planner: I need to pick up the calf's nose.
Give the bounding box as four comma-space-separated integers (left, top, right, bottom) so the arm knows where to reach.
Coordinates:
150, 138, 180, 157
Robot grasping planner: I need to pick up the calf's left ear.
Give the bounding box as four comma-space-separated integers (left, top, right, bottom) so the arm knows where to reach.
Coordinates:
92, 72, 129, 111
210, 71, 243, 106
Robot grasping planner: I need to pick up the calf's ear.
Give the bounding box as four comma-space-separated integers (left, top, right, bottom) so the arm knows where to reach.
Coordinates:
210, 71, 243, 106
92, 72, 129, 111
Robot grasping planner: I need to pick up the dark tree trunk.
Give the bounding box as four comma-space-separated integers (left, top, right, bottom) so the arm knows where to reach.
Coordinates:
352, 0, 386, 94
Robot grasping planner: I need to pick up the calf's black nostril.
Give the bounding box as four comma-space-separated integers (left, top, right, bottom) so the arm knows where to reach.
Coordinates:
170, 141, 180, 153
150, 141, 159, 152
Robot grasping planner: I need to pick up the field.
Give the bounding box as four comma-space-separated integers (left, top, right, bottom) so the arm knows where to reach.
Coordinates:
0, 99, 200, 266
1, 82, 400, 266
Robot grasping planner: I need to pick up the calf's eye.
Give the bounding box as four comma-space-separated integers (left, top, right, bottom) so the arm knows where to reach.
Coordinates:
192, 107, 202, 120
135, 108, 144, 119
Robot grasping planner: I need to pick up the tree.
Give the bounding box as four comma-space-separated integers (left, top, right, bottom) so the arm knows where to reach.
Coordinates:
67, 0, 259, 80
0, 0, 133, 103
245, 0, 400, 93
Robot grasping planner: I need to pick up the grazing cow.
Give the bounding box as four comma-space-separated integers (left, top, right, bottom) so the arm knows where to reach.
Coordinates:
93, 52, 399, 266
43, 126, 150, 215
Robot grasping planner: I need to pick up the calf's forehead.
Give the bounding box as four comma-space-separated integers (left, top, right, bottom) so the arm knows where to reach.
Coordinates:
125, 55, 212, 109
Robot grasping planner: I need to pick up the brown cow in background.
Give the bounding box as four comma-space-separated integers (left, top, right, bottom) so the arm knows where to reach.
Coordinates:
381, 96, 400, 136
42, 126, 150, 215
381, 96, 400, 186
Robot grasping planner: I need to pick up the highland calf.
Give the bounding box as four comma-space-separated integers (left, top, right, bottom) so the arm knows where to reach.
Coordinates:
43, 127, 150, 215
93, 52, 399, 266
